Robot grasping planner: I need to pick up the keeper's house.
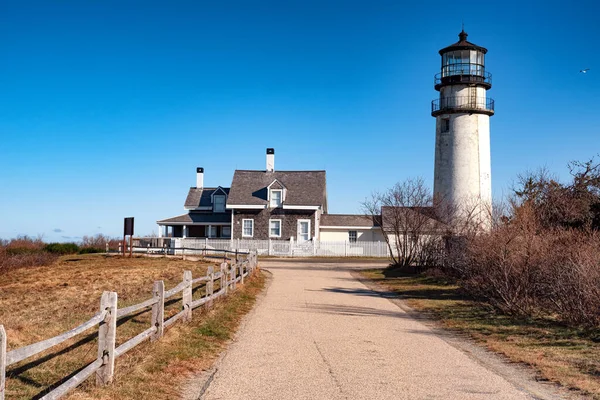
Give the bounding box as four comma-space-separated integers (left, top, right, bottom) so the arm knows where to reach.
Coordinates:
157, 149, 384, 243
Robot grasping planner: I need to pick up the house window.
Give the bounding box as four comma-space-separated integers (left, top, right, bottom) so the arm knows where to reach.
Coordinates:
242, 219, 254, 237
270, 189, 282, 207
213, 195, 226, 213
349, 231, 357, 243
222, 226, 231, 238
207, 226, 217, 238
441, 118, 450, 133
269, 219, 282, 238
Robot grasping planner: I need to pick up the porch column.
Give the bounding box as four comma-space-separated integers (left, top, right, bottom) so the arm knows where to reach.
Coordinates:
158, 225, 163, 238
208, 225, 212, 238
183, 225, 187, 238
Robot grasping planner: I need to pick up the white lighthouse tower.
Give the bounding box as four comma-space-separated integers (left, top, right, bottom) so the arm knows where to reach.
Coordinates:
432, 30, 494, 227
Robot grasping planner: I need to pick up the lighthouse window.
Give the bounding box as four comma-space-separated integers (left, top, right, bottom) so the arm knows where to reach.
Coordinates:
442, 118, 450, 133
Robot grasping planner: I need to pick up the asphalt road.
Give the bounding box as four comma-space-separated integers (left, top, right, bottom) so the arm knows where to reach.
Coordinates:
198, 259, 566, 400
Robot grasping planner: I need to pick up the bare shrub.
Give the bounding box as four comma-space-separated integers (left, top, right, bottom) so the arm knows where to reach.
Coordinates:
0, 236, 57, 272
539, 230, 600, 327
81, 233, 120, 250
362, 177, 446, 267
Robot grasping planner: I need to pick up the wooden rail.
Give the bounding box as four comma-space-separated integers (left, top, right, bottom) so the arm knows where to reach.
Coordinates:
0, 251, 259, 400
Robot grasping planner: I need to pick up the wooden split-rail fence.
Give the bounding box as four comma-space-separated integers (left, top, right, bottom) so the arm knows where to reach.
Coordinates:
0, 251, 259, 400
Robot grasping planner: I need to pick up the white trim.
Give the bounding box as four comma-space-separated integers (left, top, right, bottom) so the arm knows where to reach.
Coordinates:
230, 210, 234, 241
184, 206, 212, 211
297, 219, 311, 243
267, 179, 287, 190
242, 219, 254, 238
226, 204, 267, 209
269, 219, 282, 238
269, 189, 283, 208
282, 205, 320, 210
319, 226, 379, 230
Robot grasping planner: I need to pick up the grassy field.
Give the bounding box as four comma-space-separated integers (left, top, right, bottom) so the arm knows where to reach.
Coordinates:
358, 268, 600, 399
0, 254, 265, 399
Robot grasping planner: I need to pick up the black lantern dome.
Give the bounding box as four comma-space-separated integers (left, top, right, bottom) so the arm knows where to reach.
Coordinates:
434, 30, 492, 91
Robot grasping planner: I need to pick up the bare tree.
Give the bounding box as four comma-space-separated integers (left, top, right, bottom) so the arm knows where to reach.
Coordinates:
362, 177, 444, 267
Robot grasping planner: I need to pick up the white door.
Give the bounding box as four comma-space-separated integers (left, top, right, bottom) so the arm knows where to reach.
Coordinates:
297, 220, 311, 243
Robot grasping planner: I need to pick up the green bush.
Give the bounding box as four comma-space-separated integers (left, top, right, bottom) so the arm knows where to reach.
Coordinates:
78, 247, 103, 254
44, 242, 80, 255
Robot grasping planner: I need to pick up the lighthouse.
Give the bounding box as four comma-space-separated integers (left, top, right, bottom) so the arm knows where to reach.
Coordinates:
432, 30, 494, 227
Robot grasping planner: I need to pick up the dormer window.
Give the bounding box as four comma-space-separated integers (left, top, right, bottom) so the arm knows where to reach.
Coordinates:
270, 189, 282, 207
213, 195, 226, 212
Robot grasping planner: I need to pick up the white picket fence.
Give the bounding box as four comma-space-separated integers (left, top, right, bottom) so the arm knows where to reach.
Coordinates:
169, 238, 391, 258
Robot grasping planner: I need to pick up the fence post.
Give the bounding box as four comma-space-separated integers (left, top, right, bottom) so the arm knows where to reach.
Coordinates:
268, 239, 272, 256
240, 262, 245, 284
182, 271, 193, 322
1, 325, 6, 400
313, 238, 317, 256
118, 243, 122, 254
230, 263, 237, 290
206, 266, 214, 308
221, 262, 228, 294
151, 281, 165, 342
96, 291, 117, 386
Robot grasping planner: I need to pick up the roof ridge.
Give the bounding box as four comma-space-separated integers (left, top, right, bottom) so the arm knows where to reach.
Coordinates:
323, 213, 370, 216
234, 169, 326, 173
190, 187, 231, 190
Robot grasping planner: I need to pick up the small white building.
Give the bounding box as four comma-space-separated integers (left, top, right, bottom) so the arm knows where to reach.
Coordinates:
319, 214, 384, 242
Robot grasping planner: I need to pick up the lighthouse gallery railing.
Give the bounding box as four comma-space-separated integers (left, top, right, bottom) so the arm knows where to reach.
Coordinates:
431, 96, 494, 114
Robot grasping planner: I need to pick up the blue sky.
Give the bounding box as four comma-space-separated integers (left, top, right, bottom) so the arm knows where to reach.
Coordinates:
1, 0, 599, 241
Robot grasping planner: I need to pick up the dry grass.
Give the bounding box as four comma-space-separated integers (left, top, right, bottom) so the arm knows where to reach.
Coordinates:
359, 269, 600, 399
0, 253, 264, 399
68, 268, 265, 400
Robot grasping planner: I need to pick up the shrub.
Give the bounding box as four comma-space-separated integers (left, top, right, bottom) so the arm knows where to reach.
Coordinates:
81, 234, 120, 251
44, 242, 80, 255
78, 247, 103, 254
447, 223, 600, 327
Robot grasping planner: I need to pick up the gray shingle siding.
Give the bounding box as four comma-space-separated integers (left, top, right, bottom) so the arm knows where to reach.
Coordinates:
232, 209, 316, 240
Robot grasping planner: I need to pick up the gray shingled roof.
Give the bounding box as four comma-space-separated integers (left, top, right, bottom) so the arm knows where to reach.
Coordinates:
184, 187, 230, 209
227, 170, 327, 208
320, 214, 380, 227
157, 212, 231, 225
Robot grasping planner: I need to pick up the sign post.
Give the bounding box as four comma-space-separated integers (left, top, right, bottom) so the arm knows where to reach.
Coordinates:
124, 217, 134, 258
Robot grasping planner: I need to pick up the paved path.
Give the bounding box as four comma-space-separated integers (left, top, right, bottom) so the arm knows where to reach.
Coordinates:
200, 260, 562, 400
